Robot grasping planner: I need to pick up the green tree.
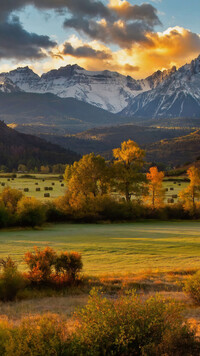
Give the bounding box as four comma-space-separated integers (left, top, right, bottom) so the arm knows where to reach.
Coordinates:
112, 140, 145, 202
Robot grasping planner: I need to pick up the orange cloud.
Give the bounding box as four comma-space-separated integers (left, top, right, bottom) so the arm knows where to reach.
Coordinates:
1, 27, 200, 80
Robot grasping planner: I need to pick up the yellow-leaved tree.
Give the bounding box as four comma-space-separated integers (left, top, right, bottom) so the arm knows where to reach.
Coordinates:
145, 167, 165, 208
112, 140, 145, 202
179, 166, 200, 211
64, 153, 110, 198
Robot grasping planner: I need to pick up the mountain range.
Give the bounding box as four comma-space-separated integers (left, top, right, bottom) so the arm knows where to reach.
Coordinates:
0, 55, 199, 124
0, 55, 200, 168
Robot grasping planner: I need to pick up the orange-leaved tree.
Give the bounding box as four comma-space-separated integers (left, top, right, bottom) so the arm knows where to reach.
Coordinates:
179, 166, 200, 211
112, 140, 145, 202
145, 167, 165, 208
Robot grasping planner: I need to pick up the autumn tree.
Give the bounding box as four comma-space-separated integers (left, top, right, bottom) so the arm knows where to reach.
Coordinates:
179, 166, 200, 211
64, 153, 110, 198
112, 140, 145, 202
145, 167, 165, 208
40, 165, 50, 174
0, 187, 23, 214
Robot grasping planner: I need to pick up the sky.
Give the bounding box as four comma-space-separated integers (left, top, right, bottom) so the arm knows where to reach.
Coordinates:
0, 0, 200, 78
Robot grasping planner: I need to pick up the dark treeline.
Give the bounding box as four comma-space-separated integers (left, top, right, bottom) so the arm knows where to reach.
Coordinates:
0, 121, 80, 171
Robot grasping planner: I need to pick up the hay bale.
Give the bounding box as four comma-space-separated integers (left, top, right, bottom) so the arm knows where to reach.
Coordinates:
178, 183, 181, 186
1, 183, 5, 186
36, 188, 41, 192
61, 184, 64, 187
165, 188, 168, 192
170, 187, 174, 191
59, 180, 62, 183
35, 182, 39, 185
49, 187, 53, 191
52, 182, 55, 186
24, 188, 29, 192
168, 198, 174, 204
42, 179, 45, 182
7, 179, 10, 181
174, 182, 177, 184
172, 194, 178, 198
44, 193, 50, 198
44, 187, 49, 191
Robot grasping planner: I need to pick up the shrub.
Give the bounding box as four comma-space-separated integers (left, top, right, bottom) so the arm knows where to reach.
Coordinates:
0, 203, 11, 228
4, 314, 67, 356
0, 257, 26, 301
16, 197, 46, 227
55, 252, 83, 282
0, 320, 11, 355
184, 270, 200, 304
45, 201, 68, 223
24, 247, 57, 284
69, 289, 198, 356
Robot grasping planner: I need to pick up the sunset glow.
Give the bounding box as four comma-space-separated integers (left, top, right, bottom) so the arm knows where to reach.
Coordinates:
0, 1, 198, 78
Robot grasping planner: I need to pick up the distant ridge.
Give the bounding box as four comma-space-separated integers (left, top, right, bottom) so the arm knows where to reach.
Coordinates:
0, 121, 79, 170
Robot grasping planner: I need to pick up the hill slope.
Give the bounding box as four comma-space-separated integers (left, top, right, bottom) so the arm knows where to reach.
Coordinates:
145, 130, 200, 166
38, 124, 192, 156
0, 121, 79, 170
0, 92, 120, 135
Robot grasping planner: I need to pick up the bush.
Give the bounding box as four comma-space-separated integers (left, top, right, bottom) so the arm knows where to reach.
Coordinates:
0, 258, 26, 301
4, 314, 67, 356
0, 320, 11, 355
24, 247, 57, 284
55, 252, 83, 282
17, 197, 46, 227
69, 289, 198, 356
184, 270, 200, 304
0, 203, 11, 228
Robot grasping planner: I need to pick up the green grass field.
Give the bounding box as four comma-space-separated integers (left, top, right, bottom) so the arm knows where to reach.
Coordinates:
1, 221, 200, 275
0, 174, 66, 200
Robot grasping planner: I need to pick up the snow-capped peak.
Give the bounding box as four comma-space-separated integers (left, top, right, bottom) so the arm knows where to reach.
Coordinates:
1, 55, 200, 116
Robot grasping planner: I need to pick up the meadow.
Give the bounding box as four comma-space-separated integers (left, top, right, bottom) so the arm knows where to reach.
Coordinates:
1, 221, 200, 275
0, 174, 66, 200
0, 173, 188, 203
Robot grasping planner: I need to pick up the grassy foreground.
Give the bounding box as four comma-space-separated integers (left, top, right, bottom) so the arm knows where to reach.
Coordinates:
1, 221, 200, 275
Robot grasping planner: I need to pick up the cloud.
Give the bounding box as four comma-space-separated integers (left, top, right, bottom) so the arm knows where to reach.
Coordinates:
123, 64, 140, 73
113, 26, 200, 78
0, 0, 161, 59
0, 16, 56, 60
0, 0, 110, 20
64, 17, 156, 48
62, 42, 112, 59
63, 1, 161, 49
109, 1, 161, 25
0, 1, 199, 81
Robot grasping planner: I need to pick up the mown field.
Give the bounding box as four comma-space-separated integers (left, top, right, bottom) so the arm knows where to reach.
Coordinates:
0, 173, 189, 202
0, 174, 66, 200
1, 221, 200, 275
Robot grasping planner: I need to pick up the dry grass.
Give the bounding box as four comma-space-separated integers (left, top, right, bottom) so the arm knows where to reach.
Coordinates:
1, 269, 200, 336
0, 294, 88, 324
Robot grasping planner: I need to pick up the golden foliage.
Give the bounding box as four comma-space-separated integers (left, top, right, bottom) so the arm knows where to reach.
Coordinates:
179, 166, 200, 211
145, 167, 165, 208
